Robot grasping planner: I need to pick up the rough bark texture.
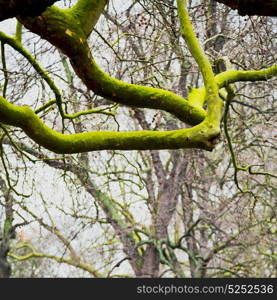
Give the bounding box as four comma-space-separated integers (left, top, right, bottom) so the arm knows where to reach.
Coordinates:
0, 244, 11, 278
215, 0, 277, 16
0, 177, 14, 278
0, 0, 59, 21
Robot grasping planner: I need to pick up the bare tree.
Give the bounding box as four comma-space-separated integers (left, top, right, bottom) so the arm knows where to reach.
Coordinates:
0, 0, 276, 278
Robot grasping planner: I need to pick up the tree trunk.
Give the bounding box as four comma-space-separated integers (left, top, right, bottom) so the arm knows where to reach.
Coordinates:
0, 243, 11, 278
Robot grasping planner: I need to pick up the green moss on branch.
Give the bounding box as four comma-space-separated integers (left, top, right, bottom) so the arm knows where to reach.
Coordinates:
215, 65, 277, 87
177, 0, 215, 88
177, 0, 222, 132
70, 0, 108, 37
18, 6, 207, 126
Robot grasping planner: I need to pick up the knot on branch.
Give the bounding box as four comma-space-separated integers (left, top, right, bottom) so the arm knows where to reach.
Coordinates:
207, 134, 221, 150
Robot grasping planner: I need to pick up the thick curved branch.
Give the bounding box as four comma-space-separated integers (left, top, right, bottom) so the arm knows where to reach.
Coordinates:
18, 6, 206, 126
177, 0, 216, 88
1, 2, 220, 154
0, 96, 217, 153
177, 0, 222, 128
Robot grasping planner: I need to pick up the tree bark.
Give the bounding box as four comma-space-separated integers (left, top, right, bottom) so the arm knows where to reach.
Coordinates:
215, 0, 277, 16
0, 0, 59, 21
0, 244, 11, 278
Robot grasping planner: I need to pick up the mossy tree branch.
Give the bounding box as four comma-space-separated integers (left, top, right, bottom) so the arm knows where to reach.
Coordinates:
177, 0, 222, 131
70, 0, 108, 38
0, 95, 216, 153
